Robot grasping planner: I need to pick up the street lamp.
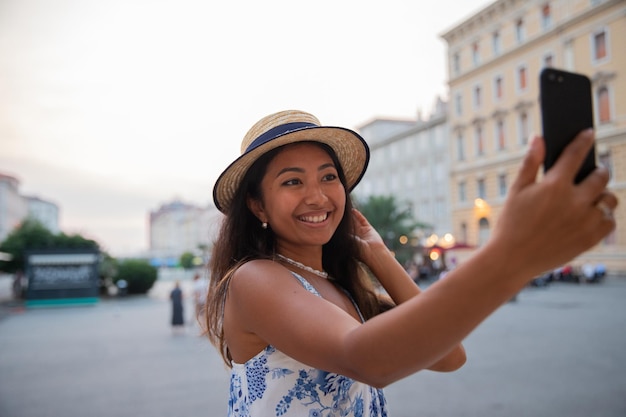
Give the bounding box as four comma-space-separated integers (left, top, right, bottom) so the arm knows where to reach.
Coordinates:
474, 198, 491, 218
440, 233, 456, 249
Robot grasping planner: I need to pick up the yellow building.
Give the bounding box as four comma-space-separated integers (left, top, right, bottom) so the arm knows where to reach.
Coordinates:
441, 0, 626, 272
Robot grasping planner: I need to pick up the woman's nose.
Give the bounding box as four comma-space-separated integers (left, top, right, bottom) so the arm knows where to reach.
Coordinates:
304, 183, 328, 205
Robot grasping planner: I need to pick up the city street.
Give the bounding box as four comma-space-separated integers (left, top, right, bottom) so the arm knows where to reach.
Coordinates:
0, 276, 625, 417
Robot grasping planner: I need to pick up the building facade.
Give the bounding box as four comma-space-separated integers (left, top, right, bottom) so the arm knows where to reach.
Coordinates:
1, 173, 59, 243
0, 173, 27, 243
148, 199, 221, 266
355, 98, 455, 246
24, 195, 60, 234
441, 0, 626, 271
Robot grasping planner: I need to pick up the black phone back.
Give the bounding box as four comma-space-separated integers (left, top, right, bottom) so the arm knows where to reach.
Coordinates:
539, 67, 596, 183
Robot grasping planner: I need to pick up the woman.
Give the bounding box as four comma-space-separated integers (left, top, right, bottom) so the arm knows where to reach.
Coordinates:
206, 110, 617, 416
170, 280, 184, 333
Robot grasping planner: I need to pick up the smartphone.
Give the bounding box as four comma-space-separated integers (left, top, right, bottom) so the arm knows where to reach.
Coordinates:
539, 67, 596, 183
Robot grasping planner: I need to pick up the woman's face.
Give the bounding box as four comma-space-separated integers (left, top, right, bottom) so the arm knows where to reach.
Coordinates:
250, 142, 346, 251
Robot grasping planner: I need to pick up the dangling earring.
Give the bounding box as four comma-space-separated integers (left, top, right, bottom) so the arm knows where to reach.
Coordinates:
261, 222, 268, 229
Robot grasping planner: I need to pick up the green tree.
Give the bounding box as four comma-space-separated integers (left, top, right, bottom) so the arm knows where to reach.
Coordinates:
355, 195, 429, 265
179, 251, 195, 269
0, 218, 100, 273
114, 259, 157, 294
0, 218, 57, 273
55, 232, 99, 249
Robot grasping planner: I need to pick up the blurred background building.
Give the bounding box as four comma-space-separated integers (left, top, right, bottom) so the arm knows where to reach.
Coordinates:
147, 200, 221, 267
440, 0, 625, 268
357, 0, 625, 272
24, 195, 60, 234
356, 97, 453, 245
0, 172, 59, 241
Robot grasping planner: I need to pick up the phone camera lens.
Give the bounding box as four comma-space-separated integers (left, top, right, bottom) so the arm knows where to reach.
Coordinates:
548, 73, 555, 81
557, 76, 563, 82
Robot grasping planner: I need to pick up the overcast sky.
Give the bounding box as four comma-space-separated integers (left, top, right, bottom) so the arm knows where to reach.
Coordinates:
0, 0, 490, 256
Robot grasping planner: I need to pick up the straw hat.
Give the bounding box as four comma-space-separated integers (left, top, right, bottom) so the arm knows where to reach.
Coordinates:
212, 110, 370, 213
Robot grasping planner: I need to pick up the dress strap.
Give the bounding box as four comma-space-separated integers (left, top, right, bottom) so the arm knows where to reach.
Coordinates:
289, 272, 365, 323
289, 271, 321, 296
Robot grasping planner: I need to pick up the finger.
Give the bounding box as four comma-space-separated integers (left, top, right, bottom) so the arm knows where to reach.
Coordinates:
577, 165, 610, 201
594, 191, 619, 212
351, 208, 367, 225
595, 200, 614, 221
510, 135, 544, 193
544, 129, 594, 183
586, 191, 619, 241
592, 194, 618, 236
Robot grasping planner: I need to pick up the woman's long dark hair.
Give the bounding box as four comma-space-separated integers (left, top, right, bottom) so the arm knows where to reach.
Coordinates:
205, 142, 391, 367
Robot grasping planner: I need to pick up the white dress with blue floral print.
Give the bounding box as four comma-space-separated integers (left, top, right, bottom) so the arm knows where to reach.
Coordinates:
227, 272, 388, 417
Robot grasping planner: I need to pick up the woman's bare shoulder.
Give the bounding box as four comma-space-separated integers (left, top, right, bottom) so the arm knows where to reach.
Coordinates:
229, 258, 299, 295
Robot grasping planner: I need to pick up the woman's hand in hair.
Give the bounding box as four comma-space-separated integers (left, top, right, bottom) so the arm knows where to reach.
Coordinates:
351, 208, 417, 301
351, 208, 388, 265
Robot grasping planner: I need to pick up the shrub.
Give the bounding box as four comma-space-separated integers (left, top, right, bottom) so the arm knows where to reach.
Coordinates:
179, 251, 195, 269
114, 259, 157, 295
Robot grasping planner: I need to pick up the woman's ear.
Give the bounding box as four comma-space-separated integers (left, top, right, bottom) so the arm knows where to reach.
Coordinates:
246, 196, 266, 224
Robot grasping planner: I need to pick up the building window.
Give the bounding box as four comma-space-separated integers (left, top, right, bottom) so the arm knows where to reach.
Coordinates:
475, 125, 484, 156
391, 172, 400, 193
477, 178, 486, 199
498, 173, 507, 197
453, 52, 461, 75
405, 170, 414, 188
494, 76, 503, 101
472, 41, 480, 66
456, 133, 465, 161
460, 222, 468, 243
517, 65, 528, 91
593, 29, 608, 62
543, 53, 554, 68
518, 112, 529, 145
434, 164, 445, 183
478, 217, 490, 246
541, 4, 552, 30
436, 199, 447, 220
419, 165, 429, 185
455, 93, 463, 116
515, 18, 525, 43
492, 31, 501, 56
597, 86, 611, 123
473, 85, 482, 109
458, 181, 466, 202
496, 119, 506, 150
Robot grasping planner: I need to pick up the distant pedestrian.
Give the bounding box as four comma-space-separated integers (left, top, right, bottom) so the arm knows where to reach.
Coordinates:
595, 263, 607, 279
582, 263, 595, 282
170, 280, 184, 334
192, 273, 208, 326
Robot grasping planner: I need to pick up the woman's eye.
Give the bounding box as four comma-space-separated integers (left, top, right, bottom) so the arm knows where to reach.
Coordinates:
322, 173, 338, 181
283, 178, 302, 186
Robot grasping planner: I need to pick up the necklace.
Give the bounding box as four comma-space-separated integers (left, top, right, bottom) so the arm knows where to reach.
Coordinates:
276, 254, 330, 280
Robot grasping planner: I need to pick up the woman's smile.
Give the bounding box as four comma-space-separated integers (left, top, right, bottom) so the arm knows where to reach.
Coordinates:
298, 212, 329, 224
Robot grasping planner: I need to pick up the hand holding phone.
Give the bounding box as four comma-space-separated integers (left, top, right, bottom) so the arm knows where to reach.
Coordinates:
539, 68, 596, 183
